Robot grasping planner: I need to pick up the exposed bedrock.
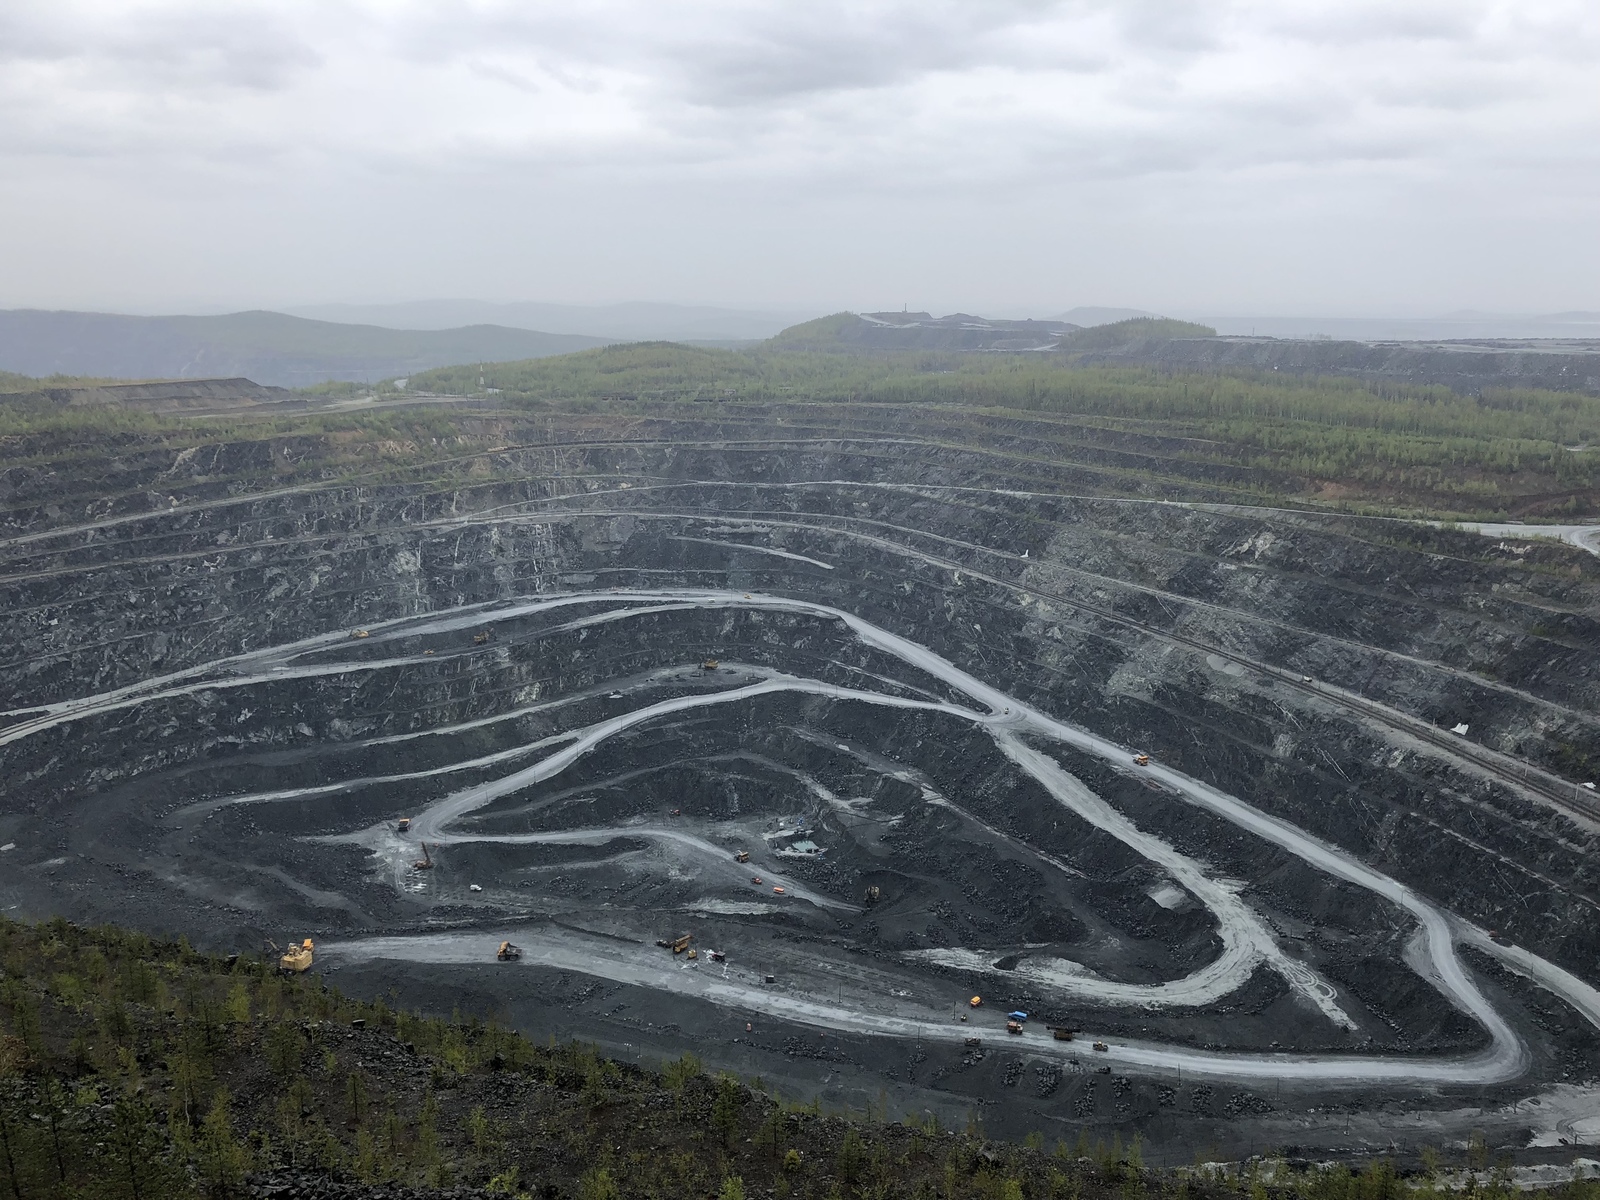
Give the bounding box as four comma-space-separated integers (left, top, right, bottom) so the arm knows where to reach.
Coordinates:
3, 407, 1600, 1130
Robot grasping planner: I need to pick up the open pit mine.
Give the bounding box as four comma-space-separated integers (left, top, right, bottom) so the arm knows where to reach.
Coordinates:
3, 401, 1600, 1160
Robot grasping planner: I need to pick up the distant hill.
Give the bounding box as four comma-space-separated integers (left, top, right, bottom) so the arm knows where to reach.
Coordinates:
0, 309, 610, 389
409, 341, 768, 401
1055, 306, 1160, 326
286, 299, 813, 342
1057, 316, 1217, 349
768, 311, 1078, 351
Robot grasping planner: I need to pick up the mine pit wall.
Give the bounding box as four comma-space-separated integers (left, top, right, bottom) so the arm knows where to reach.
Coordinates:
1, 419, 1599, 997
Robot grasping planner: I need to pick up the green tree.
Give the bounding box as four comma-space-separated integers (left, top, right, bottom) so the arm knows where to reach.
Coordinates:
196, 1090, 248, 1199
223, 982, 251, 1025
39, 1076, 74, 1187
106, 1092, 169, 1200
265, 1022, 304, 1080
0, 1082, 28, 1200
579, 1166, 621, 1200
663, 1052, 702, 1092
837, 1127, 866, 1186
345, 1070, 368, 1125
721, 1176, 747, 1200
416, 1090, 442, 1182
712, 1073, 742, 1146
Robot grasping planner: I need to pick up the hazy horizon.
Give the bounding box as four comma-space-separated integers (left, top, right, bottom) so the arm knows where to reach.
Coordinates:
2, 2, 1596, 319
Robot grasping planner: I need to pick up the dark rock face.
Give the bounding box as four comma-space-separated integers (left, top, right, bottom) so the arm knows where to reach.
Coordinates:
3, 403, 1599, 1145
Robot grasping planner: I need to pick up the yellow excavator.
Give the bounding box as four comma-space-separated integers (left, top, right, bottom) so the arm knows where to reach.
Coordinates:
267, 938, 314, 975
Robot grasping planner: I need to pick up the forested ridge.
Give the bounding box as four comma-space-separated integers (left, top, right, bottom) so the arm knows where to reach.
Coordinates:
3, 342, 1599, 518
408, 346, 1600, 517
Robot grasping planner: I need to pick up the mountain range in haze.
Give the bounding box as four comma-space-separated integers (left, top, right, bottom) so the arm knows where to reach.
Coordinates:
284, 300, 815, 343
3, 302, 1598, 391
0, 310, 608, 389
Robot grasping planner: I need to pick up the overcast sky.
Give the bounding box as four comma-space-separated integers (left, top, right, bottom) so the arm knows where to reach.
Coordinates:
2, 0, 1596, 318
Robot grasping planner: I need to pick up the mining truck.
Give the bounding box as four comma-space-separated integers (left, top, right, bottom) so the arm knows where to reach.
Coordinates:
671, 934, 692, 954
497, 941, 522, 961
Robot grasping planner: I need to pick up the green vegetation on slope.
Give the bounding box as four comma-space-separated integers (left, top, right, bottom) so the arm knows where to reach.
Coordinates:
1058, 317, 1217, 349
764, 312, 868, 348
0, 917, 1551, 1199
3, 341, 1599, 519
0, 370, 133, 393
400, 344, 1600, 517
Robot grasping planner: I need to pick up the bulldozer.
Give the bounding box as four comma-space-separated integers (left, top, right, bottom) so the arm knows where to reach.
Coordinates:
268, 938, 315, 975
864, 885, 881, 905
686, 948, 698, 961
412, 843, 434, 871
351, 629, 370, 639
496, 941, 522, 961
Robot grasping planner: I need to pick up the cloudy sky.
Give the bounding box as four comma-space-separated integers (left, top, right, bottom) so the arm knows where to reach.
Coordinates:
2, 0, 1596, 317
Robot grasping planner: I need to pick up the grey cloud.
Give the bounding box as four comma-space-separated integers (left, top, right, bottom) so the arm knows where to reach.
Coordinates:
0, 0, 1594, 316
0, 2, 318, 90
